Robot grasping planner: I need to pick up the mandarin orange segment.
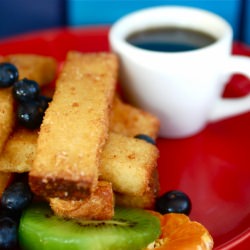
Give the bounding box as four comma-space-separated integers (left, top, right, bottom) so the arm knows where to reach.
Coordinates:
161, 213, 190, 238
146, 213, 214, 250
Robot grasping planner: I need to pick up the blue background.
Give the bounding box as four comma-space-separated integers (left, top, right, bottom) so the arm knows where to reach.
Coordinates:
244, 0, 250, 44
0, 0, 249, 44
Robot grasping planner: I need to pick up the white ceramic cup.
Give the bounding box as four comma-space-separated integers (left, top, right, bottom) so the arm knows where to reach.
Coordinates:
109, 6, 250, 138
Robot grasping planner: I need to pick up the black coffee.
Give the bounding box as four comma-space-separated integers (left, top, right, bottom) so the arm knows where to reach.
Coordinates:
126, 27, 217, 52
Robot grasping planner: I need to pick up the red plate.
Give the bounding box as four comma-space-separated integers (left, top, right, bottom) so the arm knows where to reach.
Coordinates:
0, 26, 249, 249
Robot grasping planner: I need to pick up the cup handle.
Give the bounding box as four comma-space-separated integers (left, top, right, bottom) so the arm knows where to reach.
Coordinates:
209, 55, 250, 121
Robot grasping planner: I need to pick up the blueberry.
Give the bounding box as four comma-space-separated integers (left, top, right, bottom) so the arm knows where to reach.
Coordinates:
12, 78, 40, 102
16, 100, 45, 129
0, 63, 19, 88
37, 95, 52, 112
155, 190, 192, 215
0, 207, 20, 222
0, 216, 18, 249
1, 182, 33, 214
134, 134, 156, 145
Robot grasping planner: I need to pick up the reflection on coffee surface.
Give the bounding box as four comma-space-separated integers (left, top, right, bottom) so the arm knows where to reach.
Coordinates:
126, 27, 217, 52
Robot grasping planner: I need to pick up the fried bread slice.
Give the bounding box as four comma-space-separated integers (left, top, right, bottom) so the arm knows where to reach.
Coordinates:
50, 169, 159, 220
0, 54, 57, 154
0, 85, 52, 173
115, 190, 156, 209
4, 54, 57, 86
50, 181, 114, 220
1, 130, 158, 197
100, 132, 159, 196
0, 89, 15, 154
115, 169, 159, 209
29, 52, 118, 200
0, 128, 38, 173
110, 95, 160, 139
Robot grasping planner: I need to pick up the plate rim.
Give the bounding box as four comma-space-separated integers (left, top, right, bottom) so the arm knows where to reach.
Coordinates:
0, 25, 249, 250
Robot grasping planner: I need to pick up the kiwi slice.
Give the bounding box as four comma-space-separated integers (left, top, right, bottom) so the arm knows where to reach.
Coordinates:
19, 202, 161, 250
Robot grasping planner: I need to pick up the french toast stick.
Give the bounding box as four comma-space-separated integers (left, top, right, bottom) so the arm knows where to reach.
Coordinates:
0, 54, 57, 154
0, 128, 38, 173
0, 85, 52, 173
29, 52, 118, 200
0, 90, 157, 165
4, 54, 57, 86
2, 130, 158, 197
50, 181, 114, 220
50, 165, 159, 220
100, 132, 159, 196
115, 169, 159, 209
115, 189, 156, 209
110, 96, 160, 139
0, 89, 15, 154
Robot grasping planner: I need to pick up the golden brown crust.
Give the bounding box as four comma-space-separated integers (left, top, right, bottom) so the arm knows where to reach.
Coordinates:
2, 130, 159, 197
29, 52, 118, 200
0, 88, 15, 154
100, 132, 159, 196
4, 54, 57, 86
0, 54, 57, 155
110, 95, 160, 139
0, 130, 159, 199
115, 190, 155, 209
50, 181, 114, 220
0, 52, 162, 222
0, 128, 38, 173
0, 172, 12, 197
115, 169, 159, 209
